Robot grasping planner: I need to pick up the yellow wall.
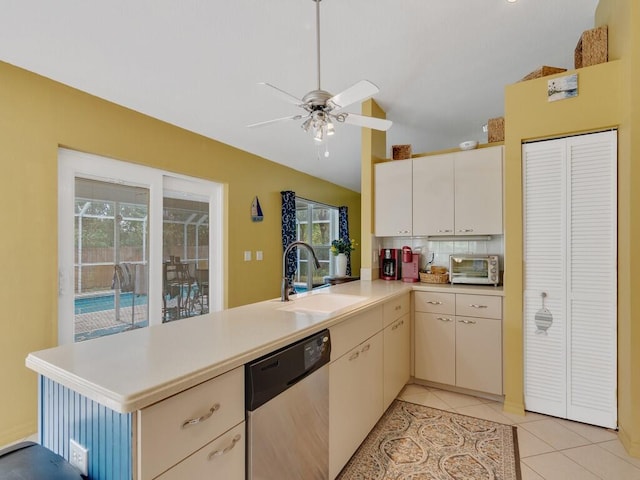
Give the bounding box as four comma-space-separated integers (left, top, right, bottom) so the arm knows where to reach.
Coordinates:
0, 61, 361, 445
360, 99, 387, 275
503, 0, 640, 457
596, 0, 640, 457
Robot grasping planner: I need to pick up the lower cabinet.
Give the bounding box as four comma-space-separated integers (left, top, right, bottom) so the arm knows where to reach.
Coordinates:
414, 312, 455, 385
455, 316, 502, 394
414, 291, 503, 395
137, 366, 245, 480
383, 313, 411, 409
155, 422, 245, 479
329, 331, 383, 479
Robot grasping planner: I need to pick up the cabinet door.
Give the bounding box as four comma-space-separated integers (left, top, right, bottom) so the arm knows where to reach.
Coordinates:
454, 146, 503, 235
413, 154, 454, 236
329, 333, 383, 479
374, 160, 412, 236
155, 422, 245, 480
455, 316, 502, 395
414, 312, 455, 384
383, 314, 410, 410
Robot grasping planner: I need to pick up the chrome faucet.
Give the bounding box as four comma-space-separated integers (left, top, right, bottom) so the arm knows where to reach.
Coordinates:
281, 241, 321, 301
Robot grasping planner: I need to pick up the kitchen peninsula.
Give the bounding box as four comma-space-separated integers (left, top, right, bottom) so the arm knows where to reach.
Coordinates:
27, 280, 503, 479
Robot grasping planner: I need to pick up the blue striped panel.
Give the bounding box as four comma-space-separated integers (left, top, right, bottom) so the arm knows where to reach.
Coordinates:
39, 376, 133, 479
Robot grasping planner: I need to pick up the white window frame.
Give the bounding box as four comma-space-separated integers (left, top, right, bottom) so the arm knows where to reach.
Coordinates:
58, 149, 224, 345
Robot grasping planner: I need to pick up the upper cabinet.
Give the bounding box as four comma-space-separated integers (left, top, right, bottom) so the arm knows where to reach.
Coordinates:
414, 146, 503, 237
374, 159, 413, 236
374, 146, 503, 237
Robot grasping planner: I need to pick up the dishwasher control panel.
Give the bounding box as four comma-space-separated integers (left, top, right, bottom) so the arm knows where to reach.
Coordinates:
304, 332, 330, 370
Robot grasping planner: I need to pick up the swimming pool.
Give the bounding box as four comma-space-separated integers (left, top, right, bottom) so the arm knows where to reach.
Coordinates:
75, 292, 148, 315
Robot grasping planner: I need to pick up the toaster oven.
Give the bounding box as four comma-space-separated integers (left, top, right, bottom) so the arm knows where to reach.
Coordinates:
449, 254, 500, 286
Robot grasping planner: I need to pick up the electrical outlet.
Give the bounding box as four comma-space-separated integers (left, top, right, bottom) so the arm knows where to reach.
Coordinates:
70, 438, 88, 476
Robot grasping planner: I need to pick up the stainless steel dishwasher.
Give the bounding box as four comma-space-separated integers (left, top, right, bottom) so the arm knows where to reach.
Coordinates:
246, 329, 331, 480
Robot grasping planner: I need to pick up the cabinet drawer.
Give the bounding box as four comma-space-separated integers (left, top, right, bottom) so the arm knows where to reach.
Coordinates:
155, 422, 245, 480
330, 307, 383, 360
138, 366, 244, 480
383, 293, 410, 328
414, 291, 455, 314
455, 294, 502, 319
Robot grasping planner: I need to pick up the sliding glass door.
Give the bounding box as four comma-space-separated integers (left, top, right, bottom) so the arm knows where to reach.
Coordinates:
59, 149, 223, 344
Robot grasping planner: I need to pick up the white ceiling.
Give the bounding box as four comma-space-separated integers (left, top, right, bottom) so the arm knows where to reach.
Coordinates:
0, 0, 599, 192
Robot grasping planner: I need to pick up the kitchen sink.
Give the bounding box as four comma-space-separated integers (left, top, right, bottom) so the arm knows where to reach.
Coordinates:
277, 293, 368, 314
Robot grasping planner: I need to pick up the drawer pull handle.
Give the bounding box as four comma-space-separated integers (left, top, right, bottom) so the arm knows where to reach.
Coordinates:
391, 320, 404, 330
469, 304, 488, 309
436, 317, 452, 322
361, 343, 371, 353
395, 305, 402, 311
208, 434, 242, 460
182, 403, 220, 428
427, 301, 442, 305
459, 319, 477, 325
349, 351, 360, 361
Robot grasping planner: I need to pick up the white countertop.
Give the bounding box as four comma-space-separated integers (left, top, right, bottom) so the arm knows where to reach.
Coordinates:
26, 280, 502, 413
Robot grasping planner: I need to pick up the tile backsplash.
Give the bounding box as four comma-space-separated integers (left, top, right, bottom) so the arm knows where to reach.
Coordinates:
379, 235, 504, 272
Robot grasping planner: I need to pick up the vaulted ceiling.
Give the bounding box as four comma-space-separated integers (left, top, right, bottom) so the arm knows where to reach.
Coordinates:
0, 0, 599, 191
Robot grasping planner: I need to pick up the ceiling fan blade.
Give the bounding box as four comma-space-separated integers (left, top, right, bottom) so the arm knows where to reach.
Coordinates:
248, 114, 304, 128
328, 80, 380, 111
341, 113, 392, 131
258, 82, 303, 106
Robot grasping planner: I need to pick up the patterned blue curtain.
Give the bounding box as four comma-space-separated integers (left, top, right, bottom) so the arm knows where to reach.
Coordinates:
281, 191, 297, 283
338, 206, 352, 276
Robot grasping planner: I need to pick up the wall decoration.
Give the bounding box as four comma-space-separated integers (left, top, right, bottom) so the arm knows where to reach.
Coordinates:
251, 196, 264, 222
548, 73, 578, 102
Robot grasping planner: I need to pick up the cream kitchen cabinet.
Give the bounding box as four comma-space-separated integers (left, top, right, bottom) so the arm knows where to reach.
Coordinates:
155, 422, 244, 479
374, 159, 413, 236
413, 146, 503, 236
414, 292, 456, 384
383, 294, 411, 409
138, 366, 245, 480
329, 330, 383, 479
414, 291, 503, 395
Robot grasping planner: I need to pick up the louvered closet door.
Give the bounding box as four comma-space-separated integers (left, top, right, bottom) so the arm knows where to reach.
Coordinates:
566, 132, 617, 428
523, 139, 568, 419
523, 130, 617, 429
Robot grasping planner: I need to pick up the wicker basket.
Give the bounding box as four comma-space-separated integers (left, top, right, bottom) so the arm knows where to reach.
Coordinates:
419, 272, 449, 284
392, 144, 412, 160
520, 66, 567, 82
575, 25, 608, 68
487, 117, 505, 143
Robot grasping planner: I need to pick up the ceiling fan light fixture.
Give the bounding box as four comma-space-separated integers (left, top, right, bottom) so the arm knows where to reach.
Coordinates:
326, 120, 335, 136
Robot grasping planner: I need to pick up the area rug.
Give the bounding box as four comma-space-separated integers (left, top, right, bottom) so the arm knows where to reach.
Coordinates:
337, 399, 521, 480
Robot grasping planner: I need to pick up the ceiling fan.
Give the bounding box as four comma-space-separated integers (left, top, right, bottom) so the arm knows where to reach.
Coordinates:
248, 0, 392, 144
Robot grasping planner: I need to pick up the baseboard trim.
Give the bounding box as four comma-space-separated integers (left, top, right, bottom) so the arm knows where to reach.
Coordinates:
618, 423, 640, 459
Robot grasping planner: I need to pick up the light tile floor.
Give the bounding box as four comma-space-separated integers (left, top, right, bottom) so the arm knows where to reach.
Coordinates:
398, 384, 640, 480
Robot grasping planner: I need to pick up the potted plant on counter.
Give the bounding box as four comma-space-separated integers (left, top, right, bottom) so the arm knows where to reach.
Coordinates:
330, 238, 356, 277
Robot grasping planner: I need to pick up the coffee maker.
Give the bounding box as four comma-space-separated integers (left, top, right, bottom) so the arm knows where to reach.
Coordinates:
401, 246, 420, 283
380, 249, 401, 280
